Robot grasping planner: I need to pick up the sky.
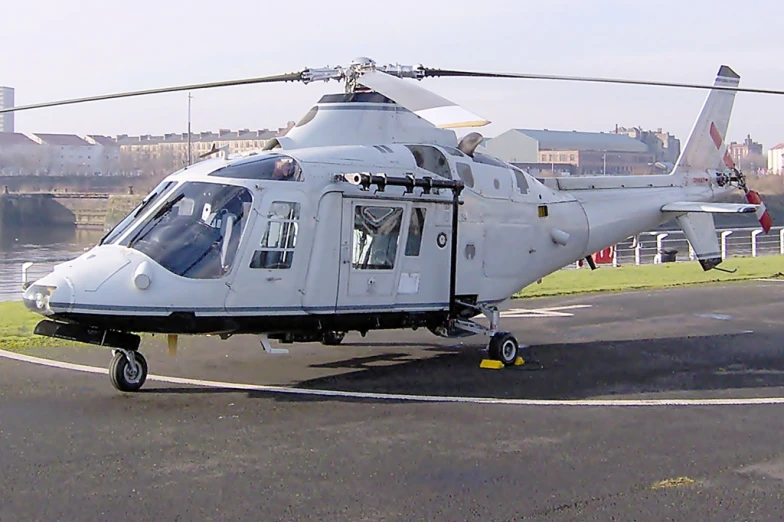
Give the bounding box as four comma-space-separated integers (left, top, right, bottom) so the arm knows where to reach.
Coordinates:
2, 0, 783, 150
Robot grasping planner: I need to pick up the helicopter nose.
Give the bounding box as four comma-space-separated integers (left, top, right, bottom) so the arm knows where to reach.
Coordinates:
22, 274, 74, 316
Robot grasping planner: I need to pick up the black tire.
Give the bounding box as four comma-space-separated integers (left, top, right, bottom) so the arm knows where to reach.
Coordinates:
321, 330, 346, 346
109, 351, 148, 392
488, 332, 518, 366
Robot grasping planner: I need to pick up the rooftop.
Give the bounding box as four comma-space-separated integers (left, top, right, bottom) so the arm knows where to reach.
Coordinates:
0, 132, 36, 146
770, 143, 784, 151
113, 125, 291, 146
34, 133, 90, 147
511, 128, 649, 153
87, 135, 118, 146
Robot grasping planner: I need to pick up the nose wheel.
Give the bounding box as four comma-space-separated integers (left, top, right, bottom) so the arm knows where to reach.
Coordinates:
488, 331, 519, 366
109, 349, 148, 392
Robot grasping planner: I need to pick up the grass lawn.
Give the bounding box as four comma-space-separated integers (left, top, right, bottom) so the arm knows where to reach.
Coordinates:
0, 254, 781, 351
0, 301, 81, 351
516, 255, 784, 299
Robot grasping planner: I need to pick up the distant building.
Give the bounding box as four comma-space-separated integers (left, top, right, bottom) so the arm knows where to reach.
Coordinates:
509, 162, 576, 177
612, 126, 681, 164
0, 86, 14, 133
768, 143, 784, 175
26, 133, 116, 175
728, 134, 764, 170
114, 122, 295, 167
485, 128, 655, 175
0, 132, 41, 175
0, 122, 296, 176
0, 132, 122, 176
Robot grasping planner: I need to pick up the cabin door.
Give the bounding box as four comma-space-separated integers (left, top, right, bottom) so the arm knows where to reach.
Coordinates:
336, 198, 406, 311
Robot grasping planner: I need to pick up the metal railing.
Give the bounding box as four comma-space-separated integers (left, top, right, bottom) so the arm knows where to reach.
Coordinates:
574, 225, 784, 268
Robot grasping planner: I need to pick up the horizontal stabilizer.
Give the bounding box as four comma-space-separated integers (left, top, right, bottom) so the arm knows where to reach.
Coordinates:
661, 202, 760, 214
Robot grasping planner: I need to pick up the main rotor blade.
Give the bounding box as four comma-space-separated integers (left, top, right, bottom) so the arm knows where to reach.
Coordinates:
357, 69, 490, 129
423, 68, 784, 96
0, 71, 305, 114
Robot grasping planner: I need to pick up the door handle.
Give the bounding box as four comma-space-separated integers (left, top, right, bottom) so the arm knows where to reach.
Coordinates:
341, 243, 350, 264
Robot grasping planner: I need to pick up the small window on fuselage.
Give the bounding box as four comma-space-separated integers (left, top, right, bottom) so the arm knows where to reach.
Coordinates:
211, 154, 303, 182
456, 163, 474, 188
472, 152, 510, 168
405, 207, 427, 257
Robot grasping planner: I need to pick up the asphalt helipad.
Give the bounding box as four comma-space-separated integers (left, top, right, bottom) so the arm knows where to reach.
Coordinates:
2, 280, 784, 520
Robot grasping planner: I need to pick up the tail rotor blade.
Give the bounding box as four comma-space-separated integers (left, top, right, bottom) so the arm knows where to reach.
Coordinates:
0, 71, 306, 114
356, 69, 490, 129
745, 189, 774, 233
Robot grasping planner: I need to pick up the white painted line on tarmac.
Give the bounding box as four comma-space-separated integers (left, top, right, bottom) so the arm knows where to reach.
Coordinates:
501, 304, 592, 318
695, 313, 733, 320
4, 348, 784, 407
755, 278, 784, 283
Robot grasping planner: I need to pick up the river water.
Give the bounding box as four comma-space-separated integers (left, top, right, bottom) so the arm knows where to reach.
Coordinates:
0, 226, 104, 302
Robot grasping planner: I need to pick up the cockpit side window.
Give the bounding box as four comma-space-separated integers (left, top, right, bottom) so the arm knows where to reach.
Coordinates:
404, 145, 452, 179
210, 154, 303, 181
250, 202, 300, 269
510, 166, 530, 194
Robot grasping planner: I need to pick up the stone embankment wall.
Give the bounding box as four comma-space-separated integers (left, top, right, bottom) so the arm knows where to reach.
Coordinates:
0, 194, 76, 228
0, 175, 152, 230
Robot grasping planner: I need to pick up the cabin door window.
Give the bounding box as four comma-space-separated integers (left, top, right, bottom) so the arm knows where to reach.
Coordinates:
351, 205, 404, 270
338, 200, 406, 305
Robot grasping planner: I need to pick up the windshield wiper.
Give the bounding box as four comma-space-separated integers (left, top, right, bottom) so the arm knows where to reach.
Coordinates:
132, 191, 159, 218
127, 193, 185, 248
98, 190, 162, 246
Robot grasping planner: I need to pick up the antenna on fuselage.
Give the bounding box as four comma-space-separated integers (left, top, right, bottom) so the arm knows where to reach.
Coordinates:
187, 92, 193, 166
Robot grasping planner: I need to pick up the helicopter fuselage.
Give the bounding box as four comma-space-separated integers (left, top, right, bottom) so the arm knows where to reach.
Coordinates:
21, 140, 730, 343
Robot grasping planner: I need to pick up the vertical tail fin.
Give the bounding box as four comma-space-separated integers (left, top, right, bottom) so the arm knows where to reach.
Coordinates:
673, 65, 740, 175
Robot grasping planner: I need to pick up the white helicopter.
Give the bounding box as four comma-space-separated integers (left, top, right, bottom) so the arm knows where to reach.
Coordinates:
5, 57, 782, 393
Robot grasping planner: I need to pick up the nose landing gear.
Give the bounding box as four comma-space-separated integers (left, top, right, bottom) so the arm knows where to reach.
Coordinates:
109, 349, 148, 392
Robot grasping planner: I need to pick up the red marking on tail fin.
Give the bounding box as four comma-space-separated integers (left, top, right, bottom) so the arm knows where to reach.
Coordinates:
723, 151, 736, 169
710, 122, 724, 149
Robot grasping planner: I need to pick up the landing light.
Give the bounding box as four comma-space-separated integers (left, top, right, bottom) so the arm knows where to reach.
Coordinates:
23, 284, 57, 314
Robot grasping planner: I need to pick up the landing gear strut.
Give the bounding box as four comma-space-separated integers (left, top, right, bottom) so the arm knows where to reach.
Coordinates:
109, 349, 148, 392
448, 302, 522, 367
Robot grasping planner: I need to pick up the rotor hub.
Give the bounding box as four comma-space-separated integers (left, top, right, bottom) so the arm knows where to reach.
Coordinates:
300, 58, 425, 93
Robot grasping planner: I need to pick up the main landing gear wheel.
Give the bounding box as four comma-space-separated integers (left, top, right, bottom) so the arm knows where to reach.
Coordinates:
109, 350, 148, 392
321, 330, 346, 345
488, 331, 519, 366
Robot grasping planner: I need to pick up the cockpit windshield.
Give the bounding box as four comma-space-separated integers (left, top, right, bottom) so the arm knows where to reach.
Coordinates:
100, 180, 178, 246
119, 182, 253, 279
